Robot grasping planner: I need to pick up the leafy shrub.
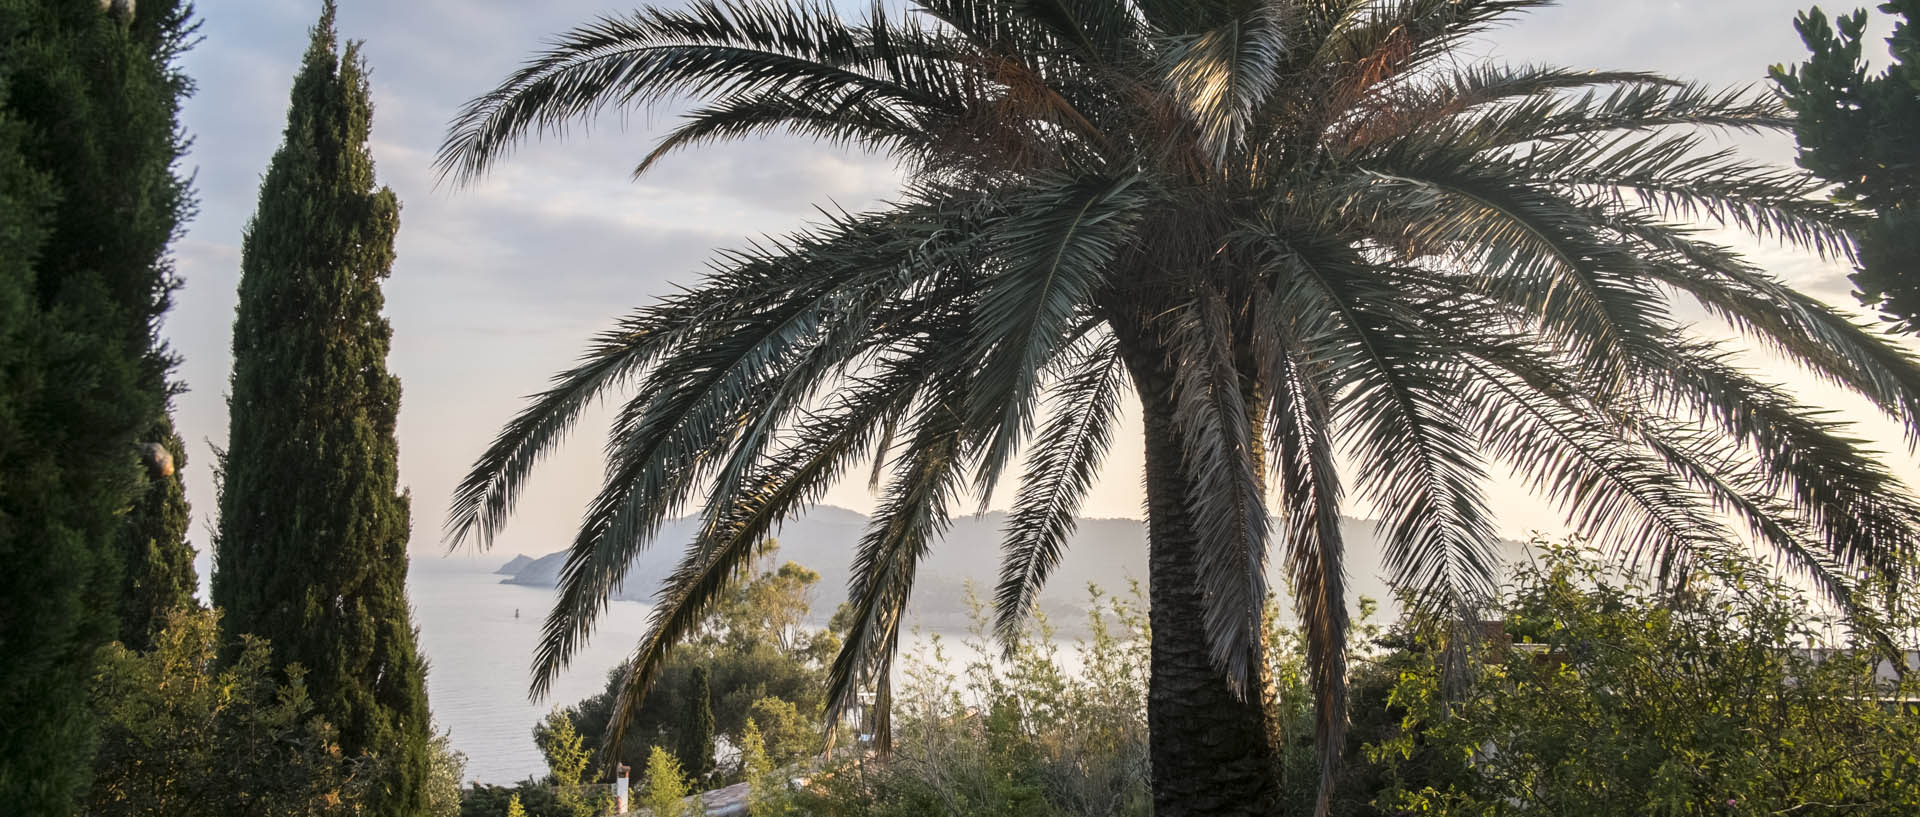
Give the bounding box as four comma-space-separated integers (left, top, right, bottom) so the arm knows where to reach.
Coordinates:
1371, 541, 1920, 815
803, 586, 1152, 817
85, 608, 374, 817
640, 746, 694, 817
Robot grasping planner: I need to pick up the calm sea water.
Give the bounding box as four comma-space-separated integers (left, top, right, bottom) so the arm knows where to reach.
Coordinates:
409, 556, 655, 784
407, 555, 1079, 784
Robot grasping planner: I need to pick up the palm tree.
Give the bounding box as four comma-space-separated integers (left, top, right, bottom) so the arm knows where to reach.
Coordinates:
437, 1, 1920, 814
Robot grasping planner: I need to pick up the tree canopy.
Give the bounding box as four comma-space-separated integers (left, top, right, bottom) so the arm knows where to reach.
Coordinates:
1774, 1, 1920, 330
0, 0, 194, 809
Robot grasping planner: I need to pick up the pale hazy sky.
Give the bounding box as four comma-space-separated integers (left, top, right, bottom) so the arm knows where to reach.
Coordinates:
167, 0, 1911, 586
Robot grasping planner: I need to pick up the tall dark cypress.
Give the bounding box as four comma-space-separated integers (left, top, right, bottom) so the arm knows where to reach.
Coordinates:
0, 0, 194, 811
211, 4, 430, 814
116, 412, 200, 651
678, 665, 716, 782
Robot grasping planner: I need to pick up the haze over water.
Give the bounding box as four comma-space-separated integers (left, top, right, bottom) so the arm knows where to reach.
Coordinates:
407, 551, 1080, 784
409, 555, 652, 784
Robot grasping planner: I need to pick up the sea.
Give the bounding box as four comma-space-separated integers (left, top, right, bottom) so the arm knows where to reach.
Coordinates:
408, 553, 1050, 785
409, 555, 656, 785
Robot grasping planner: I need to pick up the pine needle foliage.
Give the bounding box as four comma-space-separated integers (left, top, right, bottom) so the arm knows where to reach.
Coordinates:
213, 4, 430, 815
679, 665, 717, 782
440, 1, 1920, 813
0, 0, 195, 810
640, 747, 693, 817
117, 412, 202, 651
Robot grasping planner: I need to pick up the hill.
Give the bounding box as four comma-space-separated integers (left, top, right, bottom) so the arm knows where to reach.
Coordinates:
496, 508, 1530, 634
493, 554, 535, 576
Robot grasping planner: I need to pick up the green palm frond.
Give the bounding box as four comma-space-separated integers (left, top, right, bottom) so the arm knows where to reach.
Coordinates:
444, 305, 701, 551
968, 173, 1142, 502
633, 89, 933, 177
994, 333, 1125, 645
601, 357, 925, 754
1161, 3, 1290, 163
438, 0, 959, 183
828, 370, 973, 730
1251, 282, 1348, 812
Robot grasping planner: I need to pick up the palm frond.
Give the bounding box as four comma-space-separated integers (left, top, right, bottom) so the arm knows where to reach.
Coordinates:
1309, 0, 1552, 87
968, 173, 1142, 504
1617, 218, 1920, 441
1166, 288, 1270, 691
826, 371, 972, 727
437, 0, 957, 183
1448, 338, 1733, 569
444, 300, 708, 551
600, 357, 924, 756
1335, 161, 1674, 390
1643, 428, 1872, 610
1448, 81, 1793, 151
1161, 3, 1290, 164
1275, 237, 1498, 615
634, 89, 933, 177
524, 207, 957, 696
1332, 64, 1677, 154
1645, 342, 1920, 582
1251, 283, 1348, 816
994, 332, 1125, 645
1526, 133, 1858, 259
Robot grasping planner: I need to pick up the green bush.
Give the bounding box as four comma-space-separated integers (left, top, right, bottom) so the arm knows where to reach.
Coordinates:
640, 746, 694, 817
1372, 541, 1920, 815
558, 547, 835, 781
85, 608, 374, 817
803, 587, 1153, 817
801, 547, 1920, 816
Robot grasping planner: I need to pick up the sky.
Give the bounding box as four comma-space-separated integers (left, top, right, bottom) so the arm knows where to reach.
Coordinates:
166, 0, 1911, 586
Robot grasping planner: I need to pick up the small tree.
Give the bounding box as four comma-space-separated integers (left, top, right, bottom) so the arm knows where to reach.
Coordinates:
534, 711, 598, 817
425, 727, 468, 817
740, 719, 793, 817
640, 746, 692, 817
678, 666, 716, 783
504, 793, 526, 817
536, 711, 593, 789
746, 697, 818, 769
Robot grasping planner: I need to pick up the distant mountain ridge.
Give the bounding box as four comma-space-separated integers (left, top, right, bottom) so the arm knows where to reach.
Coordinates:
496, 506, 1529, 632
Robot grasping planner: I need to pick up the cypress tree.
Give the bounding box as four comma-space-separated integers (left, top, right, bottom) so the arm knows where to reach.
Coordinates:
116, 411, 200, 650
678, 665, 716, 783
211, 4, 430, 814
0, 0, 194, 810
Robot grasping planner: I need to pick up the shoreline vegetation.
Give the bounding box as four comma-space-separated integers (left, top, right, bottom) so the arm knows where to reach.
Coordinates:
461, 539, 1920, 817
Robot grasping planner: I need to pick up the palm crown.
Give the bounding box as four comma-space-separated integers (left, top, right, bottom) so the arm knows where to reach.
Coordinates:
440, 1, 1920, 812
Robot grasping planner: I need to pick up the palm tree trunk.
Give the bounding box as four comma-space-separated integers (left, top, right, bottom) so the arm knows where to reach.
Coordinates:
1126, 343, 1285, 817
